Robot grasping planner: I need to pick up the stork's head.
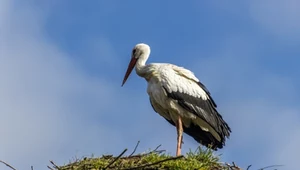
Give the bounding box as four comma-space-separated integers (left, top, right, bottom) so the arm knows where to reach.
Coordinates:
132, 43, 151, 59
122, 43, 151, 86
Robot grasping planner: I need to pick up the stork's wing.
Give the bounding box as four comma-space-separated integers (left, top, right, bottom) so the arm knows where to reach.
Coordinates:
150, 97, 172, 121
160, 64, 231, 143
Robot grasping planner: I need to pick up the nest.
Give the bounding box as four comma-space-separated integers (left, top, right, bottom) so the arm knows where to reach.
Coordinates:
48, 142, 237, 170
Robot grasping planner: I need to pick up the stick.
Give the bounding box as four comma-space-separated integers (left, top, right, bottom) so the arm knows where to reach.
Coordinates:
247, 165, 252, 170
152, 144, 161, 153
104, 148, 128, 169
0, 160, 17, 170
258, 164, 284, 170
148, 144, 165, 154
225, 162, 242, 170
129, 141, 140, 157
49, 160, 60, 170
47, 165, 54, 170
125, 144, 165, 159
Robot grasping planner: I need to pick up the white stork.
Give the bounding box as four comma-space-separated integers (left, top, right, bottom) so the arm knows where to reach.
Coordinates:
122, 43, 231, 156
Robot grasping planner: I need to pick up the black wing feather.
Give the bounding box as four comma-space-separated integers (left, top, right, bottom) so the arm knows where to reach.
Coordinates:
162, 84, 231, 144
197, 81, 217, 107
149, 96, 223, 150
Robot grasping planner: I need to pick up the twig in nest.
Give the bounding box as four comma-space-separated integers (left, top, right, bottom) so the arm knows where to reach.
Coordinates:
151, 144, 161, 153
257, 164, 283, 170
125, 144, 165, 159
47, 165, 54, 170
118, 141, 141, 169
103, 148, 128, 169
148, 144, 166, 155
0, 160, 17, 170
122, 155, 184, 170
247, 165, 252, 170
129, 141, 140, 157
225, 162, 242, 170
49, 160, 60, 170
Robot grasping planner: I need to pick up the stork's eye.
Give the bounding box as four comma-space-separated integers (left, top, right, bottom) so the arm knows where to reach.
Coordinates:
132, 49, 137, 55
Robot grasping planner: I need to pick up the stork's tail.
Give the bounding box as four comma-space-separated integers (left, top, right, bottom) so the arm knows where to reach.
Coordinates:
165, 119, 225, 150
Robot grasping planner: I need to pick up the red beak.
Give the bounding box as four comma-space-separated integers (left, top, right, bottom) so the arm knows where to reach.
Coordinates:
122, 57, 137, 86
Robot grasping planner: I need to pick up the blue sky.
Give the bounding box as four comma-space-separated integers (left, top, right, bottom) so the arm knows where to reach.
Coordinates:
1, 0, 300, 169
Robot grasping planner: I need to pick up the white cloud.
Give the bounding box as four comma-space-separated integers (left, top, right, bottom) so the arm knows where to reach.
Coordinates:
0, 1, 126, 169
249, 0, 300, 40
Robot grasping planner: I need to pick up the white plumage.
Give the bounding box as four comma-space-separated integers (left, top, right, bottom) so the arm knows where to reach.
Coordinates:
122, 43, 231, 156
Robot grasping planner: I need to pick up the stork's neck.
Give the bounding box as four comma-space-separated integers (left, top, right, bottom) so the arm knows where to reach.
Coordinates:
135, 53, 150, 77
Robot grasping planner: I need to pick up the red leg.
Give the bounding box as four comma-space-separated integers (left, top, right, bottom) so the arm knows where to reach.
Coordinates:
176, 116, 183, 156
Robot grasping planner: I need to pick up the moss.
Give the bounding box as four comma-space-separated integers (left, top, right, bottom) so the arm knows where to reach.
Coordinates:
51, 146, 236, 170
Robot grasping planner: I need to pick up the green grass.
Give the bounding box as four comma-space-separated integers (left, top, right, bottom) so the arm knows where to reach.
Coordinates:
49, 146, 236, 170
